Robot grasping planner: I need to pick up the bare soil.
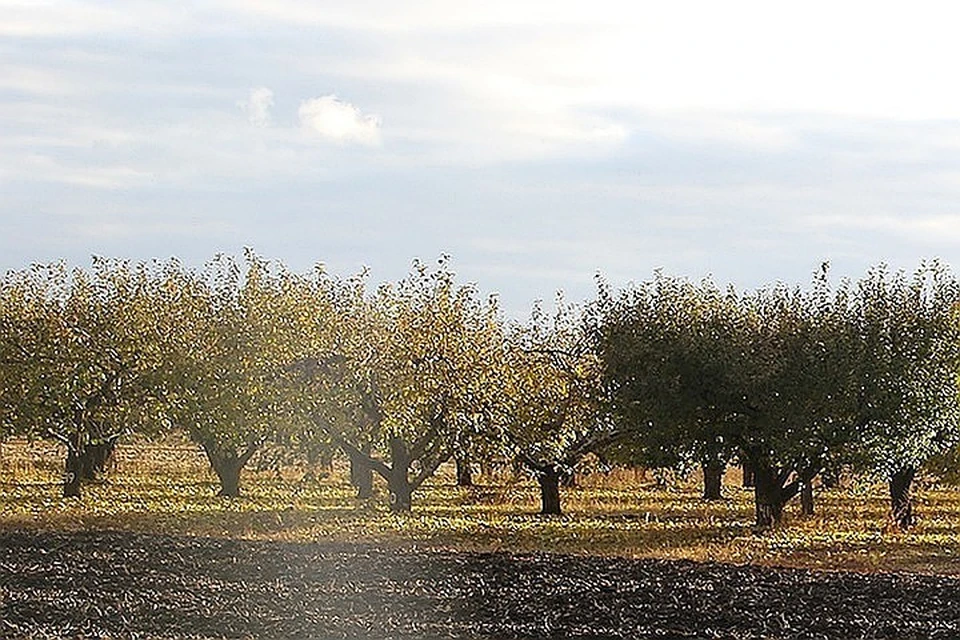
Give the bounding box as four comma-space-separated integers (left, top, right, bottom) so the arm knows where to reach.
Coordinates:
1, 530, 959, 639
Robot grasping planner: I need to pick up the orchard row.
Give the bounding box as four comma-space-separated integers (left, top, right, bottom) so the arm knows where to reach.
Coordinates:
1, 253, 958, 529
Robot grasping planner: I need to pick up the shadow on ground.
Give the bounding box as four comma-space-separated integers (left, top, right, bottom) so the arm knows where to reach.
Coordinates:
1, 529, 960, 639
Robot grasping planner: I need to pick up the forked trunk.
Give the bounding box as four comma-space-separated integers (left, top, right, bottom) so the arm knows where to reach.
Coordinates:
702, 460, 724, 501
198, 440, 258, 499
538, 469, 562, 515
889, 467, 916, 531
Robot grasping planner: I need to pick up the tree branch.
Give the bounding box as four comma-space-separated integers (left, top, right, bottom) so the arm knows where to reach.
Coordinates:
782, 463, 822, 502
311, 414, 392, 480
238, 437, 265, 467
45, 429, 76, 454
563, 429, 626, 468
507, 436, 551, 475
409, 407, 446, 461
411, 445, 452, 491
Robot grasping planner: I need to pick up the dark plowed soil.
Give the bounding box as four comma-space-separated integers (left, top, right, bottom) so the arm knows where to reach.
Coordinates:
1, 530, 960, 639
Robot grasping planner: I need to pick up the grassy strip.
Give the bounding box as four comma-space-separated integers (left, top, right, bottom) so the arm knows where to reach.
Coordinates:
2, 439, 960, 576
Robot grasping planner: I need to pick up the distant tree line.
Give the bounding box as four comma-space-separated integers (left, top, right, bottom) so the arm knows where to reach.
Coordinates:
1, 252, 958, 530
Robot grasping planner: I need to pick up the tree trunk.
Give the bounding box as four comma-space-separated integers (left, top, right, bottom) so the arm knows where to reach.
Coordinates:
212, 457, 242, 498
800, 480, 814, 516
890, 466, 916, 531
63, 446, 82, 498
302, 446, 331, 484
388, 471, 413, 512
538, 470, 562, 515
753, 462, 785, 528
195, 435, 261, 498
455, 457, 473, 487
79, 438, 119, 482
702, 460, 724, 500
387, 437, 414, 512
350, 446, 374, 499
741, 460, 755, 488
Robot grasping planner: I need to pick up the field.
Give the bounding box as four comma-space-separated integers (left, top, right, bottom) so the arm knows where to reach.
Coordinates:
5, 529, 960, 639
4, 437, 960, 638
2, 437, 960, 576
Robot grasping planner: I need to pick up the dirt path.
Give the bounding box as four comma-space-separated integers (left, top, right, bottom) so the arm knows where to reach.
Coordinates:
1, 530, 959, 638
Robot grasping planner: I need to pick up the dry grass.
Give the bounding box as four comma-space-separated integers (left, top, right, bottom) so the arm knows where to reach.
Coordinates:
2, 437, 960, 576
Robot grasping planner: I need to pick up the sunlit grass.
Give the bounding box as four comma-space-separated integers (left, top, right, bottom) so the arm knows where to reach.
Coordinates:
2, 437, 960, 575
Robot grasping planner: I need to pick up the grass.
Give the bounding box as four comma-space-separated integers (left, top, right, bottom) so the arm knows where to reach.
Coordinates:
2, 436, 960, 576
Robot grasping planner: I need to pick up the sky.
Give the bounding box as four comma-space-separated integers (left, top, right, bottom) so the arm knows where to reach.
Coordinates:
3, 1, 960, 318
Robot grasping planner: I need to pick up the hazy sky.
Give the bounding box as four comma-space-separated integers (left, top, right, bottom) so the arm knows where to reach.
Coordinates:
3, 1, 960, 317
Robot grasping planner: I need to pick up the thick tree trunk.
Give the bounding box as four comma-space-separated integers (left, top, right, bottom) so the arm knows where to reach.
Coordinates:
890, 467, 916, 531
387, 437, 414, 512
753, 463, 785, 528
212, 457, 242, 498
702, 460, 724, 500
350, 445, 374, 499
194, 434, 261, 499
388, 471, 413, 512
800, 481, 814, 516
538, 470, 562, 515
455, 457, 473, 487
63, 446, 82, 498
741, 460, 756, 488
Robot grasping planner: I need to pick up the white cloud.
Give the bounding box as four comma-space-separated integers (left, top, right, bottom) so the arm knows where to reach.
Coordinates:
298, 95, 381, 146
237, 86, 274, 127
232, 1, 960, 122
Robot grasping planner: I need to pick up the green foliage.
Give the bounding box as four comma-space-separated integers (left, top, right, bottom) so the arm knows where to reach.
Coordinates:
152, 252, 339, 495
0, 258, 174, 494
598, 262, 960, 526
293, 257, 503, 510
597, 273, 745, 471
849, 262, 960, 478
2, 251, 959, 524
497, 296, 616, 474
